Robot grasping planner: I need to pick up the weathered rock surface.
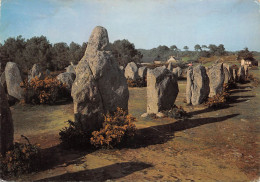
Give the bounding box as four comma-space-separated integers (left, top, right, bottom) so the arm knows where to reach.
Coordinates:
167, 62, 173, 71
57, 72, 76, 90
244, 65, 249, 78
5, 62, 24, 100
147, 66, 179, 114
124, 62, 139, 81
66, 65, 76, 74
208, 63, 224, 97
233, 69, 238, 82
238, 66, 245, 82
138, 66, 147, 80
0, 84, 14, 155
186, 65, 209, 105
223, 63, 232, 83
71, 26, 129, 132
28, 64, 44, 81
172, 67, 182, 78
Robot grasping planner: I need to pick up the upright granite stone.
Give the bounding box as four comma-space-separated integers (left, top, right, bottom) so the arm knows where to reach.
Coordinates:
186, 65, 209, 105
124, 62, 139, 80
147, 66, 179, 114
208, 63, 224, 97
71, 26, 129, 132
167, 62, 174, 71
238, 66, 245, 82
172, 66, 182, 78
223, 63, 232, 83
28, 64, 44, 81
233, 69, 238, 82
66, 65, 76, 74
5, 62, 24, 100
0, 84, 14, 155
244, 65, 249, 78
57, 72, 76, 91
138, 66, 147, 81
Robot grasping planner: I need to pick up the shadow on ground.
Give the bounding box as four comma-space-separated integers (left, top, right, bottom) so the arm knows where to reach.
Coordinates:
36, 162, 153, 181
128, 113, 239, 149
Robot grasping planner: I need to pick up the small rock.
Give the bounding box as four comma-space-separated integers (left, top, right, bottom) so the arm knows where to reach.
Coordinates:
156, 112, 165, 118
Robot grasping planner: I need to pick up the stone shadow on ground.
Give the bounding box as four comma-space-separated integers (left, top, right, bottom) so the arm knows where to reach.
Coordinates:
188, 95, 254, 116
127, 114, 239, 149
39, 144, 95, 172
36, 162, 153, 181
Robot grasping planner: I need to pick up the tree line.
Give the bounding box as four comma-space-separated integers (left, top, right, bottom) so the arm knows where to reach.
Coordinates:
0, 36, 143, 73
139, 44, 227, 62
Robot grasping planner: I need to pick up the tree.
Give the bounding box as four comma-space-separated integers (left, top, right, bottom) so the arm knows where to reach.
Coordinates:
51, 42, 70, 70
24, 36, 52, 70
215, 44, 226, 56
170, 45, 178, 51
183, 46, 189, 51
201, 45, 208, 50
0, 35, 26, 71
237, 47, 254, 60
194, 44, 201, 52
111, 39, 142, 67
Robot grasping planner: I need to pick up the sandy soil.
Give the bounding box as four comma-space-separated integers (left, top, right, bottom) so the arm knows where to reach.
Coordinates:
7, 70, 260, 181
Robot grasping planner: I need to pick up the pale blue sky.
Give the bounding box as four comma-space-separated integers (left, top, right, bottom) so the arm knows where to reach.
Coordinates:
1, 0, 260, 51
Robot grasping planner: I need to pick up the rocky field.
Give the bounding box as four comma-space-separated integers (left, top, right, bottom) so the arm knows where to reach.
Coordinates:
8, 69, 259, 182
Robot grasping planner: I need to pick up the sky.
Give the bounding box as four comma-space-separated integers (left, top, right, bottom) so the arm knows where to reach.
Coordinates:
0, 0, 260, 51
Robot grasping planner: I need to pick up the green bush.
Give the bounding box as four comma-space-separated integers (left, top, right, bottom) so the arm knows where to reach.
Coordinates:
0, 136, 41, 178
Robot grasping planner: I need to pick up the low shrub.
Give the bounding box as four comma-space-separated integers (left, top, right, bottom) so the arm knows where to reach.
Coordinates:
127, 78, 146, 87
59, 120, 92, 149
162, 105, 190, 119
91, 108, 136, 149
0, 136, 41, 178
205, 84, 231, 109
20, 76, 69, 104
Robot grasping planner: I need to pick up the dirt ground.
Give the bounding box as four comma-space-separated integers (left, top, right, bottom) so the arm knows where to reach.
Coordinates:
7, 70, 260, 181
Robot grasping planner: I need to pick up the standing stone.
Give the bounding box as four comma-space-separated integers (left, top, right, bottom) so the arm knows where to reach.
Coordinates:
223, 63, 232, 83
147, 66, 179, 114
244, 65, 249, 78
124, 62, 139, 80
28, 64, 44, 81
208, 63, 224, 97
71, 26, 129, 132
57, 72, 76, 91
66, 65, 76, 74
167, 62, 174, 71
172, 66, 182, 78
233, 69, 238, 82
138, 66, 147, 81
186, 65, 209, 105
238, 66, 245, 82
5, 62, 24, 100
0, 84, 14, 155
